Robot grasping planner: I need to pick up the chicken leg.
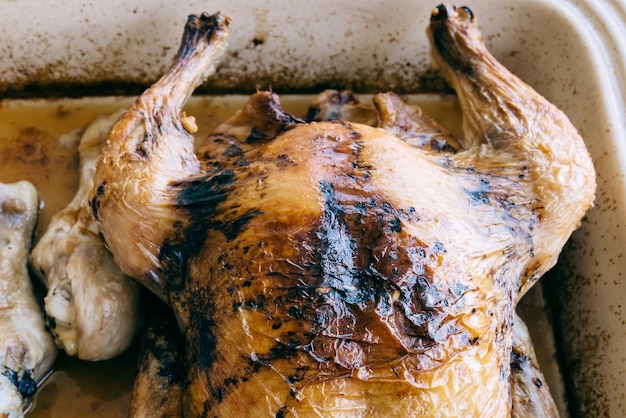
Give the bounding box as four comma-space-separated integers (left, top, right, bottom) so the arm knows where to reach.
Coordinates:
0, 181, 57, 416
92, 5, 595, 417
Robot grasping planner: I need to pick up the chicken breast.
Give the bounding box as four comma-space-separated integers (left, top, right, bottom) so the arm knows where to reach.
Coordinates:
91, 5, 595, 417
0, 181, 57, 417
30, 112, 142, 361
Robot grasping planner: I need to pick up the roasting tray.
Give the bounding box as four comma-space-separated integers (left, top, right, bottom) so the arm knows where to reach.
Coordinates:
1, 0, 625, 416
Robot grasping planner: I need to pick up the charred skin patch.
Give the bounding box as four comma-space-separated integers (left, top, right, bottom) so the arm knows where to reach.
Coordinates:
431, 26, 474, 76
195, 178, 476, 409
176, 12, 231, 63
159, 169, 263, 287
182, 124, 480, 410
141, 316, 183, 383
89, 181, 107, 221
186, 286, 220, 372
2, 367, 37, 398
510, 346, 530, 372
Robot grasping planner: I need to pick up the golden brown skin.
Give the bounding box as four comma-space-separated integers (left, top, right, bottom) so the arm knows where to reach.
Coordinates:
129, 314, 183, 418
91, 5, 595, 417
308, 89, 558, 417
91, 12, 231, 303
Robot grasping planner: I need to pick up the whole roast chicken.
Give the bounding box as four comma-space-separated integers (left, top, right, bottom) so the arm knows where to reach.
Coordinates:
90, 4, 595, 417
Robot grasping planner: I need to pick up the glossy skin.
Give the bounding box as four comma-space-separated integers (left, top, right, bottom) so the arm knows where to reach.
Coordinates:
304, 89, 559, 417
91, 5, 595, 417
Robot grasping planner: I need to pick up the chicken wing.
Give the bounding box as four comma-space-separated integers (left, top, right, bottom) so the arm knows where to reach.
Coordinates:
91, 5, 595, 417
30, 112, 142, 361
0, 181, 57, 417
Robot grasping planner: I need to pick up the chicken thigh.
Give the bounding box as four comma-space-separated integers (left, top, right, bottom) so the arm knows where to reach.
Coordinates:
91, 5, 595, 417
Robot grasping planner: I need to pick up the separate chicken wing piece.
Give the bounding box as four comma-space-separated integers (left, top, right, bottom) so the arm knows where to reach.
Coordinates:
0, 181, 56, 417
129, 314, 183, 418
92, 5, 595, 417
30, 112, 142, 361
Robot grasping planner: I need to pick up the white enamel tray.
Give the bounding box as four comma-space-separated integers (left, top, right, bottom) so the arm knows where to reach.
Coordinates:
1, 1, 625, 416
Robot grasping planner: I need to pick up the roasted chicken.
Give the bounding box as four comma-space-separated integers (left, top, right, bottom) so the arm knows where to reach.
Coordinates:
30, 112, 142, 361
0, 181, 57, 417
91, 5, 595, 417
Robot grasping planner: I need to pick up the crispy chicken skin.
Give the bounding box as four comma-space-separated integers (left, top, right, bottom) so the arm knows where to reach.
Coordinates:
308, 89, 558, 417
91, 5, 595, 417
30, 112, 142, 361
0, 181, 57, 417
91, 13, 231, 303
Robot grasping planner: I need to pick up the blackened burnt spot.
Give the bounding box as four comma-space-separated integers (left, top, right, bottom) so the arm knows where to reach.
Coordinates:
214, 209, 263, 241
1, 368, 37, 398
263, 339, 300, 361
288, 306, 304, 319
160, 245, 186, 291
17, 372, 37, 398
158, 170, 234, 280
178, 12, 230, 62
177, 170, 234, 209
510, 347, 530, 371
146, 318, 183, 385
89, 181, 107, 220
432, 26, 473, 76
202, 399, 212, 414
188, 287, 219, 372
464, 177, 491, 205
156, 354, 183, 383
211, 385, 226, 403
431, 138, 458, 153
246, 127, 268, 144
318, 181, 368, 305
390, 217, 402, 233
